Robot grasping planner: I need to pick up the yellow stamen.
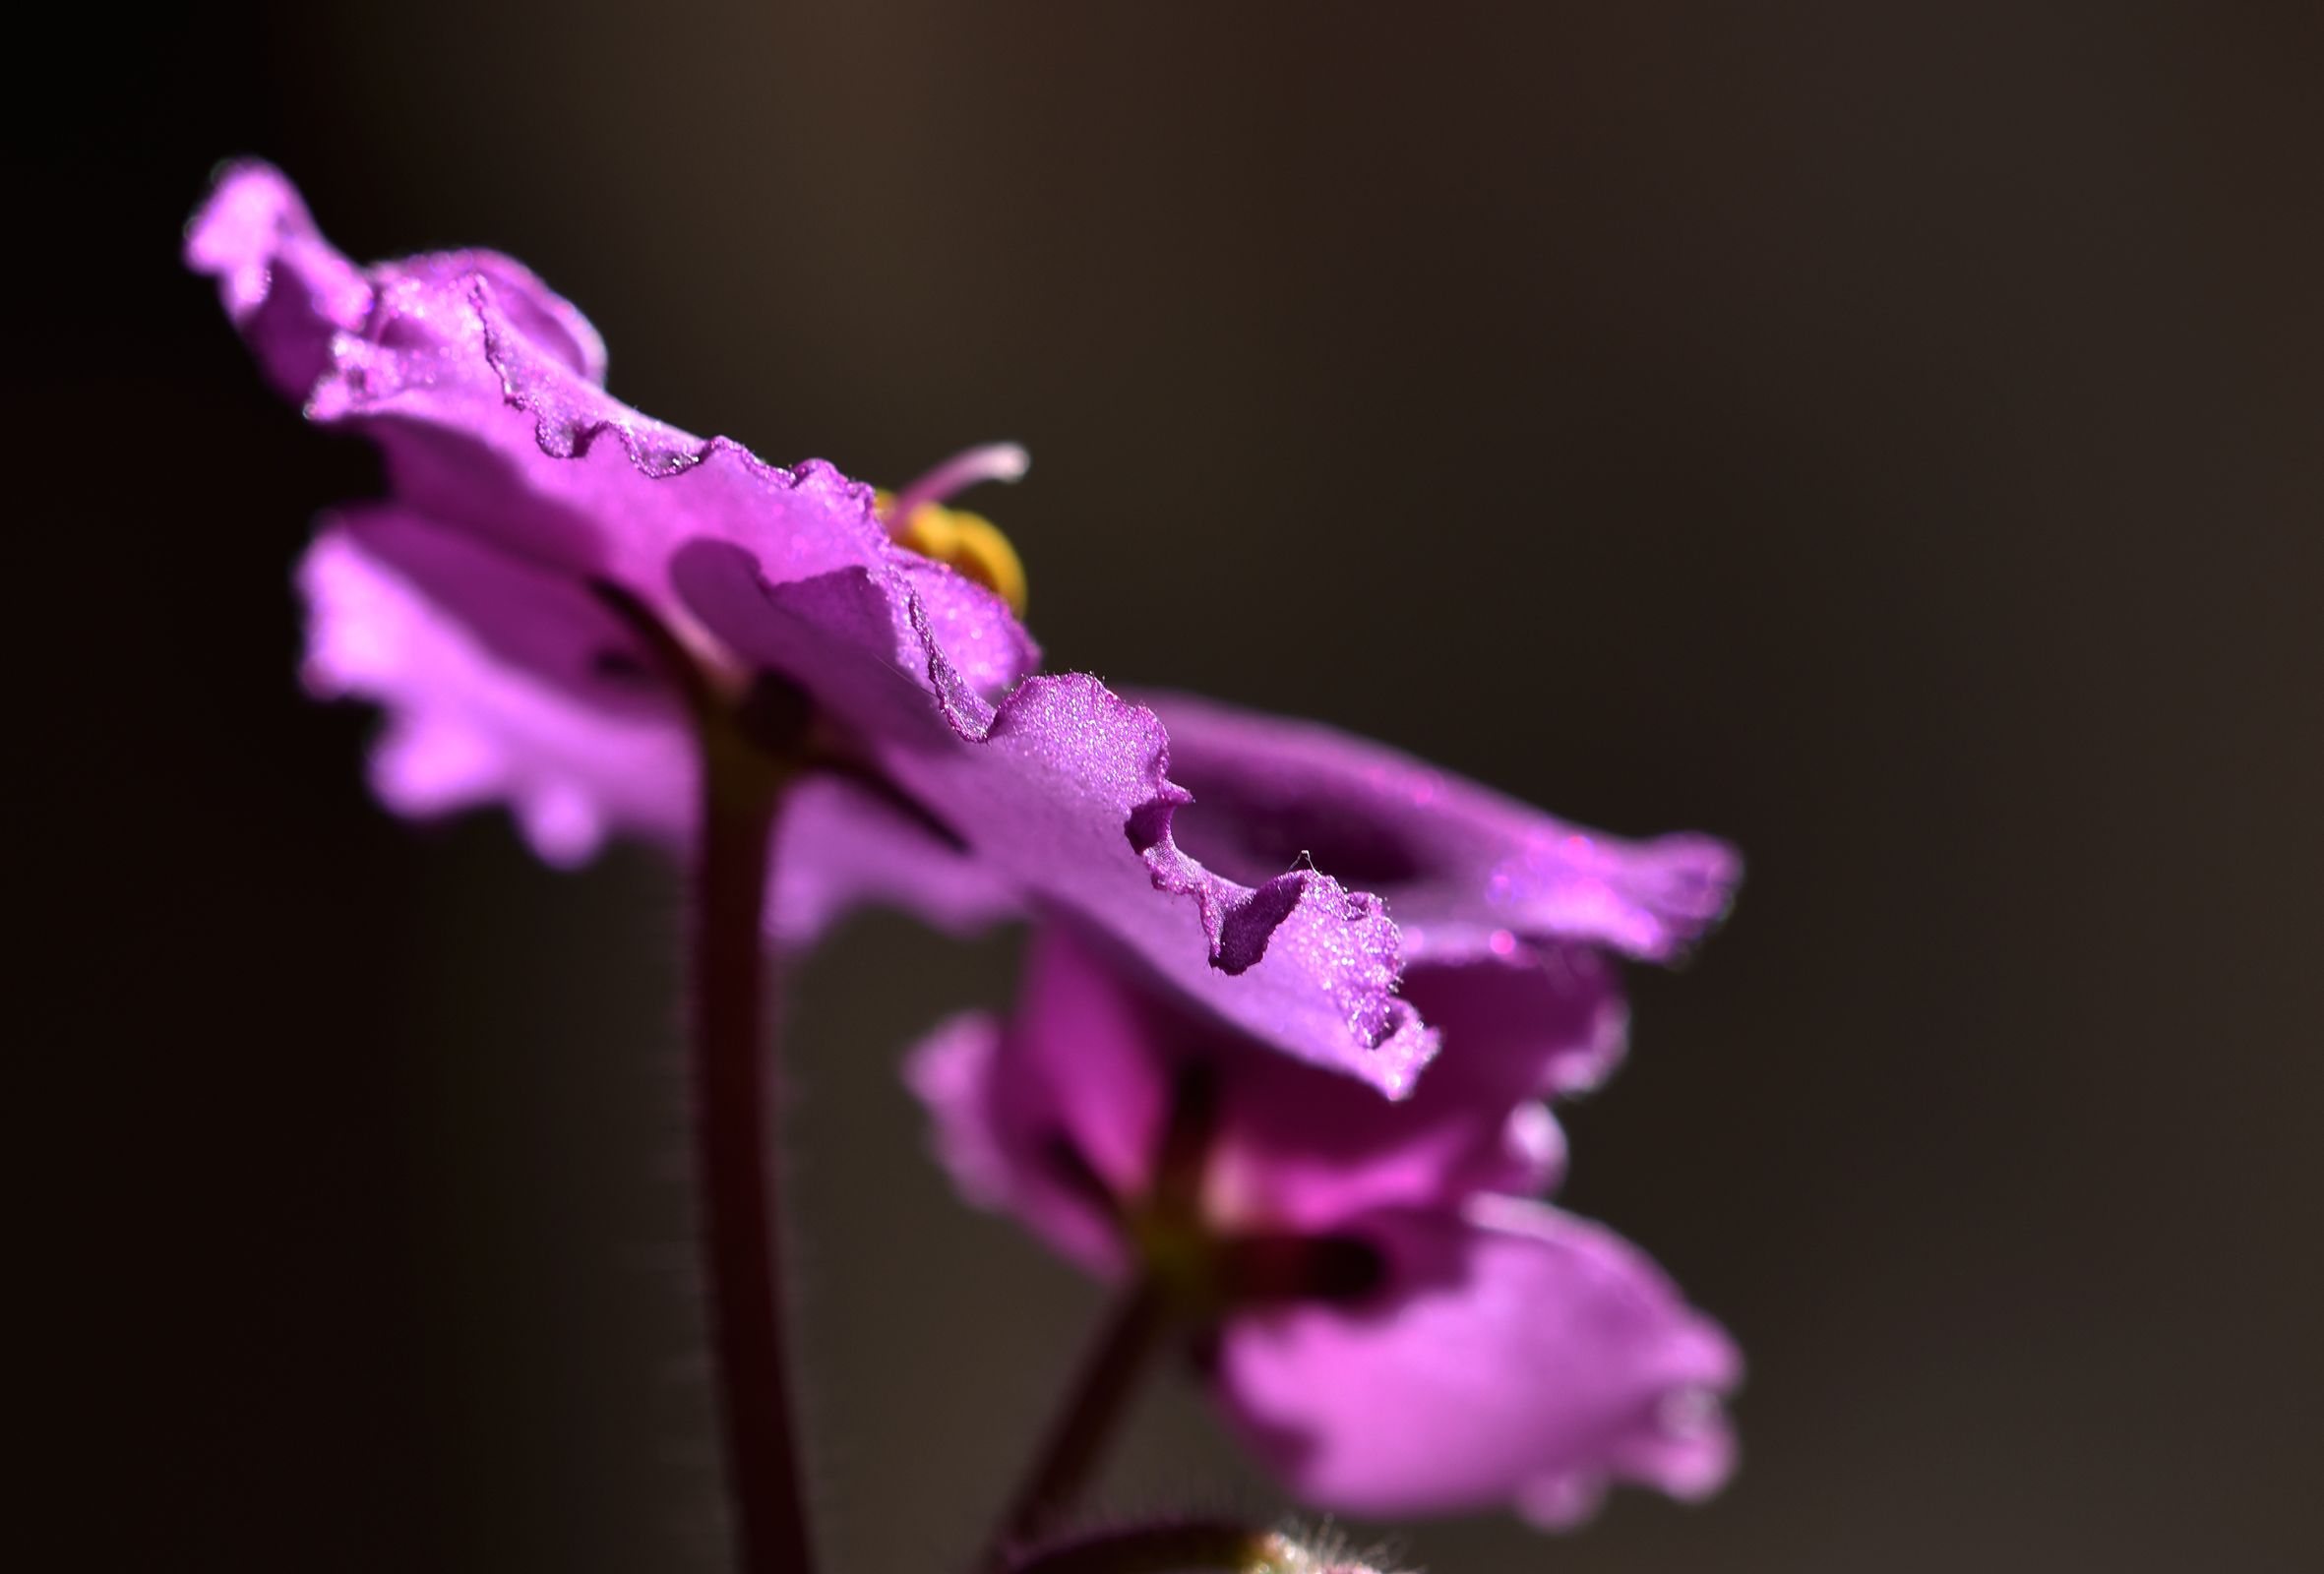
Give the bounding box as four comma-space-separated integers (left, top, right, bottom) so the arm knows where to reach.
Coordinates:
876, 490, 1029, 615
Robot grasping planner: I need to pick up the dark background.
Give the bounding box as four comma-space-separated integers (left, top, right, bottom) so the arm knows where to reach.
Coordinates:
19, 3, 2321, 1571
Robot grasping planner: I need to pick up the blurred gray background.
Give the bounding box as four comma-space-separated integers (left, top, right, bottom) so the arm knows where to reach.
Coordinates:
19, 3, 2322, 1571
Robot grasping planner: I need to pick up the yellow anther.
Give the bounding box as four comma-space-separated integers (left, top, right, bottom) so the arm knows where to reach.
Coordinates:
876, 490, 1029, 615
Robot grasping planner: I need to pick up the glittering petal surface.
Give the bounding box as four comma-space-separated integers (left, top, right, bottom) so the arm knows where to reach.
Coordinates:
937, 680, 1436, 1096
679, 543, 1437, 1095
1143, 691, 1742, 967
1212, 1198, 1742, 1524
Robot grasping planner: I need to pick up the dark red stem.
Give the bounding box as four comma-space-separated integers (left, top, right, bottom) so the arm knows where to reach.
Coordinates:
693, 746, 816, 1574
977, 1278, 1174, 1571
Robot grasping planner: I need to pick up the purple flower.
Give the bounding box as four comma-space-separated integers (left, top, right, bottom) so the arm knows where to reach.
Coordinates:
187, 162, 1447, 1090
910, 929, 1742, 1527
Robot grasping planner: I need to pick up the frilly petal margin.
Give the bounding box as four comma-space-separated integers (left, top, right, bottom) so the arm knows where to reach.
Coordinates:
184, 161, 371, 399
1142, 691, 1742, 968
1211, 1198, 1742, 1526
188, 160, 1038, 709
675, 542, 1438, 1097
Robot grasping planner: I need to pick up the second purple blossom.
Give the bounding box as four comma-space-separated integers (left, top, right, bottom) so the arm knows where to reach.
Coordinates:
913, 926, 1741, 1528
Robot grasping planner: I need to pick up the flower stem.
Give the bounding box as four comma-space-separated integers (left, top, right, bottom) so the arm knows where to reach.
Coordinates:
693, 731, 816, 1574
977, 1277, 1174, 1570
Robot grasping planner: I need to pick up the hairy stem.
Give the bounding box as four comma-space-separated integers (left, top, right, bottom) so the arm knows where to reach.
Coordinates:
977, 1278, 1174, 1569
693, 735, 815, 1574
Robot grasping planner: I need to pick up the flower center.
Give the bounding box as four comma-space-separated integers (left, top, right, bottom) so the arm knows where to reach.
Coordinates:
1111, 1063, 1386, 1317
1124, 1206, 1384, 1316
879, 442, 1031, 614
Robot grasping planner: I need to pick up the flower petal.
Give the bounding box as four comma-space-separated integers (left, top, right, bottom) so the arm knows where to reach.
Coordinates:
1212, 1198, 1741, 1524
904, 999, 1149, 1279
298, 509, 694, 867
1204, 949, 1626, 1231
189, 163, 1038, 706
1403, 948, 1632, 1102
303, 511, 1019, 944
184, 161, 372, 399
677, 543, 1437, 1095
767, 774, 1018, 949
322, 266, 892, 616
1144, 691, 1741, 966
907, 931, 1615, 1241
972, 678, 1432, 1095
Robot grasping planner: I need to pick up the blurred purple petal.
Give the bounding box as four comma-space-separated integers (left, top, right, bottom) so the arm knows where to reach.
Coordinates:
905, 996, 1146, 1279
908, 929, 1738, 1525
768, 776, 1018, 950
1214, 1199, 1741, 1524
299, 513, 1014, 943
298, 510, 693, 866
184, 160, 371, 399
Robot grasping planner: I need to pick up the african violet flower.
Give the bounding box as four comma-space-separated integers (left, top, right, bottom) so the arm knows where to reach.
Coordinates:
911, 927, 1741, 1526
186, 161, 1444, 1091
